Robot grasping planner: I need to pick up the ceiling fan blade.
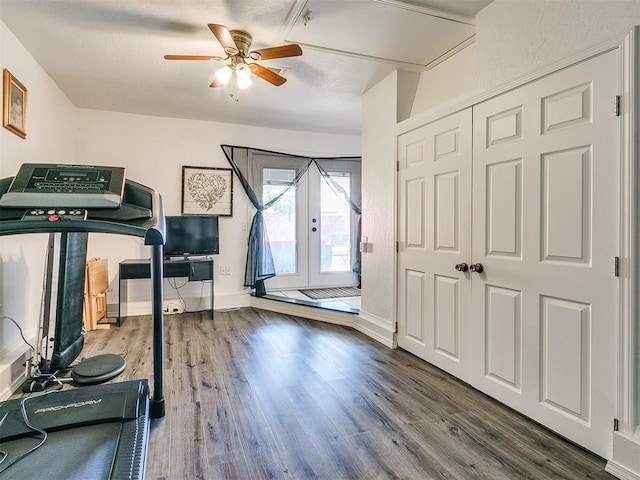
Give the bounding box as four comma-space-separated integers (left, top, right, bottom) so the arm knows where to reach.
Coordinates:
208, 24, 238, 55
250, 44, 302, 61
164, 55, 223, 61
249, 64, 287, 86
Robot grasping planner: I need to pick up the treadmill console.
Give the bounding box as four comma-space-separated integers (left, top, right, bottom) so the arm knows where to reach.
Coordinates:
0, 163, 125, 208
21, 208, 88, 222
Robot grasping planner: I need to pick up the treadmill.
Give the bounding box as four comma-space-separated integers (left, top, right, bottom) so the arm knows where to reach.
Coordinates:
0, 164, 165, 479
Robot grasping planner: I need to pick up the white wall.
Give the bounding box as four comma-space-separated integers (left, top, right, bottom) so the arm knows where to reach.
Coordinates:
410, 42, 477, 115
474, 0, 640, 92
76, 109, 360, 314
411, 0, 640, 116
358, 71, 400, 344
0, 20, 78, 397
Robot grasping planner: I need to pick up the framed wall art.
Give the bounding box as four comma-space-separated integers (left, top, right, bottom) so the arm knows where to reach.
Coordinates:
2, 69, 27, 139
181, 166, 233, 216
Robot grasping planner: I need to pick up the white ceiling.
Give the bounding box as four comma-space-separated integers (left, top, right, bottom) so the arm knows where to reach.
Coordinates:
0, 0, 491, 135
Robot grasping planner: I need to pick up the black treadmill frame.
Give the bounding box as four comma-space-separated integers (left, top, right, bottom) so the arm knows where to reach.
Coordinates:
0, 176, 166, 418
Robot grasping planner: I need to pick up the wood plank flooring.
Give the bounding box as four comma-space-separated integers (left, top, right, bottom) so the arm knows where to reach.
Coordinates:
79, 307, 614, 479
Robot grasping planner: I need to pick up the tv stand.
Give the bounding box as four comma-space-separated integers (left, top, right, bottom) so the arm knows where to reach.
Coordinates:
119, 257, 214, 324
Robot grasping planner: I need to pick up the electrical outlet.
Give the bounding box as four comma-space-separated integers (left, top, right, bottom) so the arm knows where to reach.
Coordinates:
219, 266, 231, 275
163, 304, 184, 315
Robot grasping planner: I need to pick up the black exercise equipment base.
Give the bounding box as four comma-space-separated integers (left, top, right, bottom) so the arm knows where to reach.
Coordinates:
71, 354, 127, 384
0, 380, 150, 480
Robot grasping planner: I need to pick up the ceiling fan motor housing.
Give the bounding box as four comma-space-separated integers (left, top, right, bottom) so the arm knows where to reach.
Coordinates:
229, 30, 253, 57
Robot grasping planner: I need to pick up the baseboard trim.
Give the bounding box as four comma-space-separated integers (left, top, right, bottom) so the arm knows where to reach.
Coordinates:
607, 432, 640, 479
108, 291, 252, 317
251, 296, 396, 347
607, 462, 639, 480
251, 296, 355, 327
112, 293, 395, 348
355, 310, 396, 348
0, 344, 32, 400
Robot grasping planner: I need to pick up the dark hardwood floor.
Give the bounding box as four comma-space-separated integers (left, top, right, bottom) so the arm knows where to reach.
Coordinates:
80, 308, 614, 479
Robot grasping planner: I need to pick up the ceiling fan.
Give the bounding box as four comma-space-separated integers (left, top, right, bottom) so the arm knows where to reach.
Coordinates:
164, 24, 303, 88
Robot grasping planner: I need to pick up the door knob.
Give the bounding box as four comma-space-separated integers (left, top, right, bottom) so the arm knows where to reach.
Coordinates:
469, 263, 484, 273
455, 262, 468, 272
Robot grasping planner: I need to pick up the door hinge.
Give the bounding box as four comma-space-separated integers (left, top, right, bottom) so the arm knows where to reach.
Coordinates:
614, 256, 620, 277
614, 95, 621, 116
396, 241, 399, 253
614, 418, 619, 431
396, 161, 400, 172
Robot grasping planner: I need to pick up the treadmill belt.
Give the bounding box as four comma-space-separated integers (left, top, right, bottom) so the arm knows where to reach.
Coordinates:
0, 422, 121, 479
0, 380, 150, 480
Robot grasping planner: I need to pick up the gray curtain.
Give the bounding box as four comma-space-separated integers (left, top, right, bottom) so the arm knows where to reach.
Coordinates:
221, 144, 361, 295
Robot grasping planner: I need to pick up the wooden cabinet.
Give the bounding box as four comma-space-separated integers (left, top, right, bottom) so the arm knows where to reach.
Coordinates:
83, 257, 111, 330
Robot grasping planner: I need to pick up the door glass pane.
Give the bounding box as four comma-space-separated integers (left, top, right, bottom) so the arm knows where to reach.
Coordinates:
263, 168, 297, 274
320, 171, 352, 273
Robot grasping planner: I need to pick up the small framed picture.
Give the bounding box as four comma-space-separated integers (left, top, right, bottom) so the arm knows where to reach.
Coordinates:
3, 69, 27, 139
182, 166, 233, 216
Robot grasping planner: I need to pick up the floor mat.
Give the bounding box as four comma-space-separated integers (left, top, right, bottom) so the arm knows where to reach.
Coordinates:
298, 287, 361, 300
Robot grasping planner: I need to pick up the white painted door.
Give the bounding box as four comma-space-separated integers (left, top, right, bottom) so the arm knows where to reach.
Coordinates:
471, 50, 619, 457
397, 109, 473, 380
308, 163, 360, 287
396, 49, 619, 458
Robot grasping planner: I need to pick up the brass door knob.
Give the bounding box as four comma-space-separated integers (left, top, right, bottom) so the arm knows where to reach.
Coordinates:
455, 262, 469, 272
469, 263, 484, 273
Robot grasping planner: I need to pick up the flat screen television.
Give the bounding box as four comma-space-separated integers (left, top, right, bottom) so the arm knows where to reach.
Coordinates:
163, 215, 219, 258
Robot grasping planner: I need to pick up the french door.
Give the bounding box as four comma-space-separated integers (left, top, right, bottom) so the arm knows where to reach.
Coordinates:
263, 161, 360, 290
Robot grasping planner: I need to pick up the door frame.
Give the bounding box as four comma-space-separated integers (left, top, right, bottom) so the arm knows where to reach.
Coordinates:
260, 158, 360, 291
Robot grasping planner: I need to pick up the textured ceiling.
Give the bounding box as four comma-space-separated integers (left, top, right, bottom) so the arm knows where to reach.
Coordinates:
0, 0, 491, 135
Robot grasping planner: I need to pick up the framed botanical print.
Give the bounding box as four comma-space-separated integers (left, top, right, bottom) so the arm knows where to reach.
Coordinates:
3, 69, 27, 139
181, 166, 233, 216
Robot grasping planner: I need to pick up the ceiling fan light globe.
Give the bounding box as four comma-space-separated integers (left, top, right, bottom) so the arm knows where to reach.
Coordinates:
236, 63, 252, 79
215, 65, 233, 85
237, 75, 252, 89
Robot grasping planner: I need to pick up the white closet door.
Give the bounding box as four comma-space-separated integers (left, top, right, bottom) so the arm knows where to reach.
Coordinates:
397, 109, 473, 380
471, 50, 619, 457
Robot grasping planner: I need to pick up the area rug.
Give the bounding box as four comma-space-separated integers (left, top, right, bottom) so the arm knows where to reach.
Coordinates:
299, 287, 361, 300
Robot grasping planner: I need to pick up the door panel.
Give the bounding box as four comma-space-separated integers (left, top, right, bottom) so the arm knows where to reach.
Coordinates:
540, 295, 590, 420
486, 159, 522, 258
405, 269, 426, 343
397, 109, 472, 379
308, 165, 360, 287
434, 172, 459, 251
471, 49, 618, 456
485, 285, 522, 390
433, 274, 459, 359
541, 146, 591, 263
